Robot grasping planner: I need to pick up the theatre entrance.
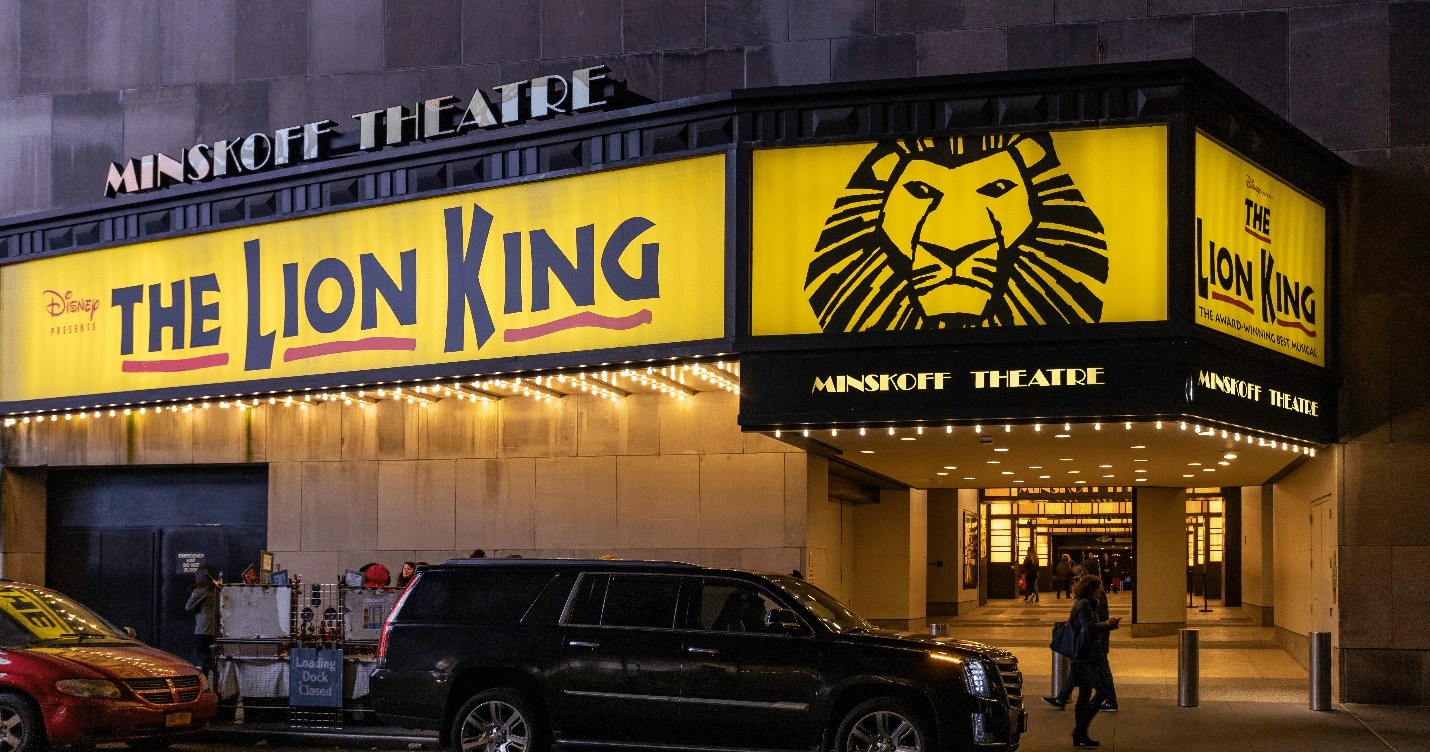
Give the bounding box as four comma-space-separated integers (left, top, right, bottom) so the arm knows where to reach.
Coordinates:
982, 486, 1228, 601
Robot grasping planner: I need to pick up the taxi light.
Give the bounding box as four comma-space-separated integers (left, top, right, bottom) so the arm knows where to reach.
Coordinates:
55, 678, 121, 698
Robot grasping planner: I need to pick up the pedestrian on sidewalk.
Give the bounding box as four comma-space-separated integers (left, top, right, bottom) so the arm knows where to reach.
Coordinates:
1022, 548, 1041, 602
1044, 573, 1121, 714
185, 566, 220, 682
1056, 554, 1074, 598
1065, 576, 1120, 746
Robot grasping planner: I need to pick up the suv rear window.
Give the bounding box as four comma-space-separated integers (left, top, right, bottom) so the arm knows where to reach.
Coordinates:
396, 569, 556, 626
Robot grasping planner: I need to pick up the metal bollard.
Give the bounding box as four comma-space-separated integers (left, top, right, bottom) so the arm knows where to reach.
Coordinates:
930, 623, 949, 637
1310, 631, 1332, 711
1178, 628, 1199, 707
1051, 649, 1072, 699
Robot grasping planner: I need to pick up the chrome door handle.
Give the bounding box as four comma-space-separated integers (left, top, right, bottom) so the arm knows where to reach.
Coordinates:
568, 641, 600, 648
687, 647, 719, 655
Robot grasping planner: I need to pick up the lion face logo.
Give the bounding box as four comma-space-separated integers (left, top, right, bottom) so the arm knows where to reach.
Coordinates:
805, 132, 1109, 330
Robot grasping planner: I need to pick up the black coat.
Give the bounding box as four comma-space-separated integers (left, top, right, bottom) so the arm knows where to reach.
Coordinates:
1068, 597, 1116, 662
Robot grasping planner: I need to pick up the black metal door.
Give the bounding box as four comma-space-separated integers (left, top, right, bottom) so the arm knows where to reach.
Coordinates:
45, 466, 267, 663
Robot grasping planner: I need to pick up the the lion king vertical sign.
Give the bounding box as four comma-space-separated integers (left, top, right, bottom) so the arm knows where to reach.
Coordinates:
750, 125, 1168, 334
1194, 132, 1326, 366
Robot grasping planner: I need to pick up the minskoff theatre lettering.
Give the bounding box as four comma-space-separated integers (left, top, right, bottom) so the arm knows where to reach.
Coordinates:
104, 66, 620, 198
1196, 370, 1318, 416
811, 368, 1105, 393
813, 373, 953, 392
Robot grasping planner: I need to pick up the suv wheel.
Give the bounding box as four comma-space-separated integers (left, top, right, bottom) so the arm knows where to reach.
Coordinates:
0, 693, 43, 752
835, 697, 932, 752
450, 688, 543, 752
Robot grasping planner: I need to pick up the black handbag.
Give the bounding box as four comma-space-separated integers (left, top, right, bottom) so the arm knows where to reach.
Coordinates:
1050, 620, 1083, 659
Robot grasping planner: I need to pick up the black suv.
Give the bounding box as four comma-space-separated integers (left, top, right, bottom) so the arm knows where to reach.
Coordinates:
370, 559, 1025, 752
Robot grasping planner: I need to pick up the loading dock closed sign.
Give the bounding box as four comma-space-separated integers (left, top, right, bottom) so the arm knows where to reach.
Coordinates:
289, 648, 343, 707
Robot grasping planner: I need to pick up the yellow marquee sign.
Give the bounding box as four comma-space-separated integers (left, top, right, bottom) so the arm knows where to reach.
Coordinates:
1194, 133, 1326, 366
750, 125, 1169, 335
1, 155, 726, 403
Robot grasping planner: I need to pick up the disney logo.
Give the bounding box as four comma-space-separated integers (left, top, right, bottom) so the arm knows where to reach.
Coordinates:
43, 290, 102, 321
1244, 175, 1273, 201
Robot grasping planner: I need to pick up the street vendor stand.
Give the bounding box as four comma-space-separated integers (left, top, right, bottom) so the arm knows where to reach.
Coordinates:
214, 581, 402, 726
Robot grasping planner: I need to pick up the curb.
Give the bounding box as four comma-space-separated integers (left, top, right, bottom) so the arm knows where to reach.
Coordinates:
205, 723, 439, 748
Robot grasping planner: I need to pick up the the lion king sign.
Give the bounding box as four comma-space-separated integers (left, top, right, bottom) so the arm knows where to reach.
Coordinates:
750, 125, 1169, 334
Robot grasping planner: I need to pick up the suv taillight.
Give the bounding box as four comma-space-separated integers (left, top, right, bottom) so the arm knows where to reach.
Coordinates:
378, 576, 418, 662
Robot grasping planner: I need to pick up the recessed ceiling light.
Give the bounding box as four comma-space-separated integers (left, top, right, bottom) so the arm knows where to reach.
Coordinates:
1068, 470, 1080, 474
1055, 434, 1071, 438
1060, 458, 1073, 461
936, 472, 948, 476
1131, 445, 1146, 449
1188, 462, 1201, 466
943, 466, 956, 470
1001, 471, 1013, 475
1136, 478, 1147, 482
901, 437, 916, 441
964, 477, 975, 480
861, 450, 875, 454
1203, 468, 1215, 472
1134, 459, 1148, 462
1224, 453, 1238, 459
994, 447, 1009, 452
1218, 461, 1230, 466
1183, 474, 1194, 477
1135, 470, 1147, 473
1103, 475, 1114, 478
1075, 480, 1087, 484
1030, 466, 1042, 469
1040, 475, 1050, 479
987, 461, 1000, 464
1099, 464, 1112, 468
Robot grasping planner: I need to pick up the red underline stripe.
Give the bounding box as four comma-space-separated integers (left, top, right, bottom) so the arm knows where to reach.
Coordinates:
122, 353, 230, 373
1276, 319, 1317, 337
1243, 227, 1271, 244
1210, 291, 1255, 314
504, 310, 654, 342
283, 337, 418, 362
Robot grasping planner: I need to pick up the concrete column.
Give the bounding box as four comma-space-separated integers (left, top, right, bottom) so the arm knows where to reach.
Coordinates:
1, 468, 47, 585
1240, 484, 1275, 626
1131, 486, 1187, 637
852, 488, 928, 630
926, 489, 960, 617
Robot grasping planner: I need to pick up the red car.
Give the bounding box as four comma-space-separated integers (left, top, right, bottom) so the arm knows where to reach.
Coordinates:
0, 580, 217, 751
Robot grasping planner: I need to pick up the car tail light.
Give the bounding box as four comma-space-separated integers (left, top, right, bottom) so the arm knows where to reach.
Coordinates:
378, 575, 418, 661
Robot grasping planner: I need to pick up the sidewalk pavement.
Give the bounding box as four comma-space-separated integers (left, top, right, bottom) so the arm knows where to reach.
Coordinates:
204, 597, 1430, 751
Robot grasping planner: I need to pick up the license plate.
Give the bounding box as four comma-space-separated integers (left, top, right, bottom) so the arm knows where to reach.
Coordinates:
165, 712, 192, 728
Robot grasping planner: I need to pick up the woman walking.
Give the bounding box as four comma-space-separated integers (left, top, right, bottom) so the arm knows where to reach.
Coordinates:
1067, 576, 1120, 746
1022, 548, 1041, 602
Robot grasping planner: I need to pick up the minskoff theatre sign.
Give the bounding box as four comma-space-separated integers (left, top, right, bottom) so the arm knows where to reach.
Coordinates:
103, 66, 624, 198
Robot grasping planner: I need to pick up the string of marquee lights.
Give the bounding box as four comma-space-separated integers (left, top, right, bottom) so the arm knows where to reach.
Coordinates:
0, 358, 741, 427
766, 417, 1320, 458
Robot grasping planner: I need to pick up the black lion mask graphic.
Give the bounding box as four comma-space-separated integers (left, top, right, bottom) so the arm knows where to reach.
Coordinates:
805, 132, 1110, 331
